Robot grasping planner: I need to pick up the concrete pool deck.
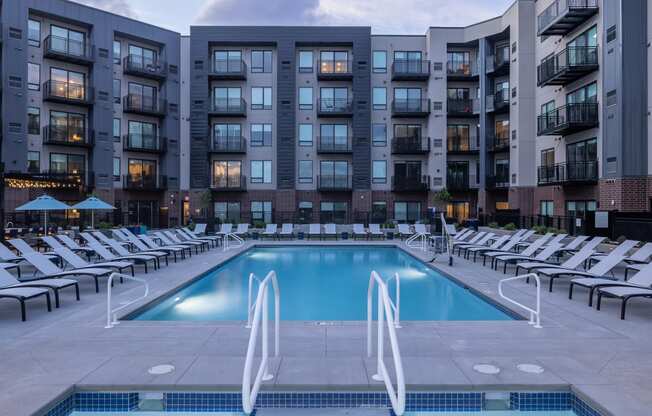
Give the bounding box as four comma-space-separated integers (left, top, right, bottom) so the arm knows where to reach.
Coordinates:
1, 240, 651, 416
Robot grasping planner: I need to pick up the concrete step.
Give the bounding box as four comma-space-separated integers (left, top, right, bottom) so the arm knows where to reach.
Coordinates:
256, 409, 389, 416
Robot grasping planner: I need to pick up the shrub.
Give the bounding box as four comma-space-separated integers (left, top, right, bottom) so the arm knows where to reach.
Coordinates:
488, 222, 499, 229
503, 223, 517, 231
532, 225, 547, 234
252, 221, 266, 229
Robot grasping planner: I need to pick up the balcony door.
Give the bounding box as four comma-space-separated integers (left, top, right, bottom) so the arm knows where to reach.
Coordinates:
214, 87, 241, 110
128, 159, 157, 187
495, 159, 509, 183
394, 51, 422, 73
319, 161, 348, 187
567, 25, 597, 66
50, 68, 85, 100
49, 153, 84, 176
447, 125, 469, 151
129, 44, 158, 68
129, 82, 157, 108
447, 51, 470, 75
320, 51, 349, 73
50, 25, 85, 56
50, 111, 85, 143
320, 124, 348, 148
128, 121, 157, 149
213, 160, 242, 188
214, 50, 241, 73
394, 88, 422, 111
320, 87, 348, 110
214, 124, 241, 149
566, 138, 597, 181
394, 161, 421, 181
447, 162, 469, 188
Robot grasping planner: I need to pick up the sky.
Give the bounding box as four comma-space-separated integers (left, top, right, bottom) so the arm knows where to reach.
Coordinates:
71, 0, 514, 35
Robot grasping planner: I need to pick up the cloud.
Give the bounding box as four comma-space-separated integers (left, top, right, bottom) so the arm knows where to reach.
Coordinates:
195, 0, 509, 34
68, 0, 138, 19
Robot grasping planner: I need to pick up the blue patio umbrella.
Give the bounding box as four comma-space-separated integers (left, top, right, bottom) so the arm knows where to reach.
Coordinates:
71, 196, 115, 229
15, 195, 71, 235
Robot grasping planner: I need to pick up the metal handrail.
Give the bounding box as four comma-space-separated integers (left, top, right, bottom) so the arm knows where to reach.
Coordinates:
406, 232, 427, 252
105, 272, 149, 328
242, 271, 280, 415
246, 272, 261, 328
367, 271, 405, 416
498, 273, 542, 328
223, 232, 245, 251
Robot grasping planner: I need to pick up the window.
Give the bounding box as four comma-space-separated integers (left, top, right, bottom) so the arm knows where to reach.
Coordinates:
214, 202, 241, 223
319, 51, 349, 73
394, 50, 422, 62
113, 79, 121, 104
27, 107, 40, 134
128, 121, 158, 149
394, 202, 421, 223
495, 119, 510, 139
540, 201, 554, 217
113, 40, 121, 65
541, 100, 555, 115
213, 161, 242, 188
319, 124, 348, 149
566, 200, 597, 217
447, 124, 470, 151
27, 151, 40, 173
372, 160, 387, 184
320, 87, 348, 111
319, 161, 348, 187
251, 87, 272, 110
448, 87, 469, 100
251, 160, 272, 184
496, 201, 510, 211
395, 124, 422, 140
299, 124, 313, 146
320, 202, 348, 224
566, 138, 598, 180
298, 201, 313, 223
28, 63, 40, 90
394, 51, 424, 74
447, 51, 470, 75
113, 157, 121, 181
371, 201, 387, 223
214, 50, 242, 73
372, 124, 387, 146
28, 19, 41, 47
49, 68, 86, 100
51, 25, 85, 56
251, 124, 272, 146
113, 118, 121, 141
447, 202, 471, 222
394, 87, 422, 109
541, 148, 555, 167
372, 51, 387, 73
495, 81, 509, 101
251, 50, 272, 73
299, 87, 313, 110
298, 51, 313, 72
251, 201, 273, 224
49, 111, 86, 143
373, 87, 387, 110
447, 162, 469, 188
128, 44, 157, 68
298, 160, 313, 183
213, 87, 241, 110
49, 153, 84, 175
567, 82, 597, 104
127, 159, 157, 186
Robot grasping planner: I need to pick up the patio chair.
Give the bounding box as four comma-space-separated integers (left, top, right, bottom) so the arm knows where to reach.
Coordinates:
193, 223, 208, 235
550, 235, 590, 256
0, 284, 51, 321
570, 261, 652, 307
482, 233, 553, 268
353, 224, 368, 240
92, 232, 168, 268
115, 229, 182, 258
455, 233, 496, 256
368, 224, 385, 239
308, 224, 322, 240
492, 242, 564, 274
80, 232, 159, 273
323, 223, 337, 239
397, 224, 412, 239
413, 223, 431, 235
262, 224, 278, 240
216, 223, 233, 236
56, 234, 98, 260
0, 264, 78, 309
463, 235, 511, 261
41, 236, 135, 277
167, 230, 209, 251
596, 270, 652, 319
514, 237, 606, 276
235, 224, 249, 238
182, 227, 221, 247
138, 234, 191, 262
592, 242, 652, 277
279, 224, 294, 239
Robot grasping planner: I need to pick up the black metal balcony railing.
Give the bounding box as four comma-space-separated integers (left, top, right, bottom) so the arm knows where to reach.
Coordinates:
123, 94, 167, 117
43, 35, 94, 65
446, 61, 478, 78
391, 137, 430, 154
487, 49, 510, 75
488, 90, 510, 113
537, 161, 598, 185
208, 98, 247, 116
487, 135, 510, 152
447, 175, 470, 191
537, 102, 599, 136
123, 134, 167, 153
447, 136, 479, 153
123, 55, 167, 80
391, 60, 431, 81
210, 137, 247, 153
537, 46, 599, 86
317, 98, 353, 117
392, 175, 430, 192
316, 137, 353, 154
486, 175, 510, 189
43, 80, 94, 106
537, 0, 599, 36
123, 175, 167, 191
43, 125, 93, 148
211, 175, 247, 191
317, 60, 353, 80
392, 99, 430, 117
447, 98, 474, 116
209, 59, 247, 80
318, 175, 353, 191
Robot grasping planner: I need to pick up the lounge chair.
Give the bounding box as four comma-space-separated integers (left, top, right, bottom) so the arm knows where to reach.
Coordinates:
80, 232, 159, 273
596, 282, 652, 320
323, 223, 337, 240
451, 231, 485, 248
514, 237, 606, 276
483, 233, 553, 269
368, 224, 385, 239
216, 223, 233, 236
353, 224, 368, 240
551, 235, 590, 256
414, 223, 431, 236
56, 234, 97, 260
463, 235, 510, 261
118, 229, 183, 258
138, 234, 190, 262
234, 224, 249, 239
166, 230, 209, 251
535, 240, 638, 292
570, 262, 652, 307
0, 284, 51, 321
0, 265, 78, 309
41, 237, 135, 277
93, 232, 168, 268
591, 242, 652, 278
279, 224, 294, 239
397, 224, 412, 239
193, 223, 208, 235
262, 224, 278, 240
180, 228, 220, 247
308, 224, 321, 240
453, 232, 493, 255
493, 242, 564, 274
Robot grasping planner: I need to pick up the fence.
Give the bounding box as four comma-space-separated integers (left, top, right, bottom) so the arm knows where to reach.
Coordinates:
479, 211, 584, 236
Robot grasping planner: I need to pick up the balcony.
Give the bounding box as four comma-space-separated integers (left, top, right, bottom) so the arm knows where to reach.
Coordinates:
486, 90, 510, 113
43, 80, 94, 107
446, 61, 479, 81
392, 99, 430, 118
43, 125, 93, 148
316, 137, 353, 154
537, 102, 599, 136
123, 55, 167, 81
317, 98, 353, 118
317, 60, 353, 80
123, 175, 168, 191
487, 135, 510, 153
123, 134, 167, 154
392, 175, 430, 193
486, 50, 510, 76
211, 176, 247, 192
537, 161, 598, 185
15, 170, 91, 189
43, 35, 94, 66
391, 137, 430, 155
537, 0, 599, 37
208, 59, 247, 80
447, 98, 474, 117
317, 175, 353, 192
209, 137, 247, 154
447, 136, 479, 155
537, 46, 599, 87
123, 94, 167, 118
486, 175, 510, 190
208, 98, 247, 117
391, 60, 430, 81
447, 175, 471, 191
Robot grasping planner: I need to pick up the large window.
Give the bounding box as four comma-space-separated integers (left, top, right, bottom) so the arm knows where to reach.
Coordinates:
319, 51, 349, 73
49, 111, 86, 143
213, 87, 241, 109
447, 51, 470, 75
28, 19, 41, 47
27, 151, 40, 173
541, 100, 555, 115
540, 201, 554, 217
372, 51, 387, 73
567, 82, 598, 104
320, 202, 348, 224
49, 68, 86, 100
113, 157, 121, 181
372, 160, 387, 184
251, 50, 272, 73
298, 51, 313, 73
319, 124, 348, 148
567, 138, 597, 162
28, 107, 40, 135
567, 26, 598, 65
447, 202, 470, 222
251, 160, 272, 184
394, 88, 422, 109
394, 202, 421, 223
213, 123, 241, 148
299, 124, 313, 146
448, 87, 469, 100
251, 87, 272, 110
113, 40, 121, 65
251, 124, 272, 146
319, 87, 348, 111
320, 161, 348, 178
372, 124, 387, 146
213, 50, 242, 73
394, 124, 422, 139
371, 201, 387, 223
541, 148, 555, 167
128, 83, 157, 108
251, 201, 273, 224
128, 121, 158, 149
298, 160, 313, 183
50, 25, 85, 56
128, 44, 157, 67
127, 159, 157, 186
566, 200, 596, 218
299, 87, 313, 110
394, 51, 423, 74
447, 124, 470, 151
373, 87, 387, 110
28, 63, 40, 90
214, 202, 241, 223
495, 119, 510, 139
213, 161, 242, 188
49, 153, 84, 175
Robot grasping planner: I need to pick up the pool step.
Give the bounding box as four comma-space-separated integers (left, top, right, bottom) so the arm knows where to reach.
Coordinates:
256, 409, 389, 416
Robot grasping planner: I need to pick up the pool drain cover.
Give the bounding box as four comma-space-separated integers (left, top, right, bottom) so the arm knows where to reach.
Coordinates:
473, 364, 500, 375
148, 364, 175, 375
517, 363, 544, 374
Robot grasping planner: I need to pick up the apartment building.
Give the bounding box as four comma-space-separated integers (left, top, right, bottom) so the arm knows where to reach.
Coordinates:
0, 0, 181, 228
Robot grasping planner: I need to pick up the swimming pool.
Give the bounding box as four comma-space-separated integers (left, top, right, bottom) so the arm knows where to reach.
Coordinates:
132, 246, 514, 321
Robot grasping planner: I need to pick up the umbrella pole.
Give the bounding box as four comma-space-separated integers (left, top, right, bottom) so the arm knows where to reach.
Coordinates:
91, 210, 95, 229
44, 211, 47, 236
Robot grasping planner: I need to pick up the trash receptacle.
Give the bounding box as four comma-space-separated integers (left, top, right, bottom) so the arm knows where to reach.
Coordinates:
467, 219, 479, 232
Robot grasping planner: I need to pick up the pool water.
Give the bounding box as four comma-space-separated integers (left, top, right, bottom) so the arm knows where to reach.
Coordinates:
133, 246, 513, 321
69, 412, 579, 415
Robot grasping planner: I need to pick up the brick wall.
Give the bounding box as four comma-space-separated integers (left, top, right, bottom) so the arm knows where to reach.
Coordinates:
599, 177, 650, 212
